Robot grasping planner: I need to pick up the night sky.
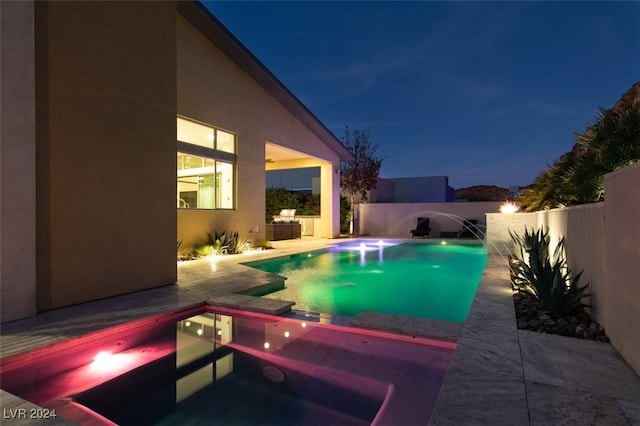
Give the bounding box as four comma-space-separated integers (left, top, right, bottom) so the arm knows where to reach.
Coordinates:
204, 1, 640, 189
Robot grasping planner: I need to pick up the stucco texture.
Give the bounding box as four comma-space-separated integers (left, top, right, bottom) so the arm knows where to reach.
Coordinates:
35, 2, 178, 310
486, 162, 639, 375
358, 202, 502, 238
1, 1, 37, 322
603, 162, 640, 375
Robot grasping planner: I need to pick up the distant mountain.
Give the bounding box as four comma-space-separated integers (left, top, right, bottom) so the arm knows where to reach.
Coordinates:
454, 185, 509, 201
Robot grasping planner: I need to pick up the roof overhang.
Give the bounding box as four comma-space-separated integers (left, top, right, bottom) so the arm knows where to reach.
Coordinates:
178, 1, 355, 163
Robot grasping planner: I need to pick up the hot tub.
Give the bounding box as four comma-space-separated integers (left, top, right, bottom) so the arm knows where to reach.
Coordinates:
0, 305, 455, 425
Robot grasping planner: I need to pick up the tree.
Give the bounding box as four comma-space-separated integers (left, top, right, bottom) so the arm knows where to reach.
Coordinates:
569, 102, 640, 201
340, 127, 383, 234
519, 98, 639, 211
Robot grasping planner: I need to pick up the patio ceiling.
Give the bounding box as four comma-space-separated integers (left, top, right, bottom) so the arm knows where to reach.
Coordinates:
265, 142, 313, 165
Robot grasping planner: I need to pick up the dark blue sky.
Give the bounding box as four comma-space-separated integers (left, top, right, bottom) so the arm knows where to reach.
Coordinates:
204, 1, 640, 188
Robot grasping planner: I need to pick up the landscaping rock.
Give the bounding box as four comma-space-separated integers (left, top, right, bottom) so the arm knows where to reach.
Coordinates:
513, 292, 608, 341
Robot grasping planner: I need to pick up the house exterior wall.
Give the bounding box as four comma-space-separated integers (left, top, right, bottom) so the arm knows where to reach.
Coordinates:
34, 1, 178, 311
176, 14, 341, 245
358, 202, 502, 238
1, 1, 37, 322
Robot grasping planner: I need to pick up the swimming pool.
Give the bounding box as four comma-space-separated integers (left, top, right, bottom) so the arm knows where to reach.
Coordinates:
245, 240, 488, 323
0, 305, 455, 425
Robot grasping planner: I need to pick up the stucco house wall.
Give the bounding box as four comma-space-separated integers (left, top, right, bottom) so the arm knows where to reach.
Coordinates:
32, 1, 178, 312
1, 1, 37, 322
1, 1, 350, 322
358, 202, 502, 238
175, 10, 342, 247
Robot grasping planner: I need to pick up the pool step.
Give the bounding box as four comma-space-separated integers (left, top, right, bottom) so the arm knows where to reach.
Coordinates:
350, 311, 463, 342
208, 294, 295, 315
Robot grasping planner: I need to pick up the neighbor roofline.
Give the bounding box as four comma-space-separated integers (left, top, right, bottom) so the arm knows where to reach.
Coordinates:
178, 1, 355, 162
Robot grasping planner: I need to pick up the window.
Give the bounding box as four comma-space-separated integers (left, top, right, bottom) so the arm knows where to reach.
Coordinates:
177, 117, 236, 209
177, 117, 235, 153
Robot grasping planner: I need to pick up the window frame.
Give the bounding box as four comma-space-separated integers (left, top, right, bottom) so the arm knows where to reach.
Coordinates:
177, 117, 237, 211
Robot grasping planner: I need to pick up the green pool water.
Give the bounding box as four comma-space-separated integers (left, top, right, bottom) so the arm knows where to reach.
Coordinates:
245, 241, 488, 323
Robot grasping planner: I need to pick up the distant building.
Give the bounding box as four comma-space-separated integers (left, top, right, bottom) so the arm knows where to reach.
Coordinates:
368, 176, 455, 203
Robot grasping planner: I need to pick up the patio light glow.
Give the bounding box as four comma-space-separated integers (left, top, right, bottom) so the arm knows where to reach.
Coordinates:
500, 201, 520, 214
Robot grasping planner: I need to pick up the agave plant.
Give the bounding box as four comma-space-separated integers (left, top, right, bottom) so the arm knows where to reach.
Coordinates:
207, 230, 228, 255
510, 227, 590, 317
226, 230, 250, 254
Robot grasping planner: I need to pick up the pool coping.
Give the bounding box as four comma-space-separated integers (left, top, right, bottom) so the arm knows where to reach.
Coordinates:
1, 238, 639, 424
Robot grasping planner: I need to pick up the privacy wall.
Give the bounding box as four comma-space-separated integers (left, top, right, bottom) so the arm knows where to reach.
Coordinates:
485, 162, 640, 375
357, 202, 502, 238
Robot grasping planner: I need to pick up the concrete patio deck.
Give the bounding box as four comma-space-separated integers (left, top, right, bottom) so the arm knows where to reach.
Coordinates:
1, 238, 639, 425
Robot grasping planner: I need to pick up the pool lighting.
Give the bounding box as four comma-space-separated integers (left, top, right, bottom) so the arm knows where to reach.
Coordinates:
94, 352, 111, 364
90, 351, 134, 373
263, 342, 270, 349
359, 243, 367, 250
441, 241, 447, 245
284, 331, 290, 338
500, 201, 520, 214
301, 322, 307, 328
377, 240, 384, 246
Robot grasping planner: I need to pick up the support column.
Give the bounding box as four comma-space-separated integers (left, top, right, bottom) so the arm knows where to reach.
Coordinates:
319, 161, 340, 238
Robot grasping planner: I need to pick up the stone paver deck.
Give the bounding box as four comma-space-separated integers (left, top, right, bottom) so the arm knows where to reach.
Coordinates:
1, 238, 639, 425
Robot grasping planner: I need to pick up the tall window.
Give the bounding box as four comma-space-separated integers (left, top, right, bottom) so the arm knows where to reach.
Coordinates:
177, 117, 235, 209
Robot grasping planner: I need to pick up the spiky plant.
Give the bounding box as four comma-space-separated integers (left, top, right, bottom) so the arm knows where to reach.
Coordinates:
510, 227, 590, 317
226, 230, 249, 254
207, 230, 228, 255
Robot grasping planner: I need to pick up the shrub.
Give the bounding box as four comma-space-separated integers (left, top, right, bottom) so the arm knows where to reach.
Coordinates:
194, 244, 212, 258
340, 195, 351, 234
510, 227, 590, 317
